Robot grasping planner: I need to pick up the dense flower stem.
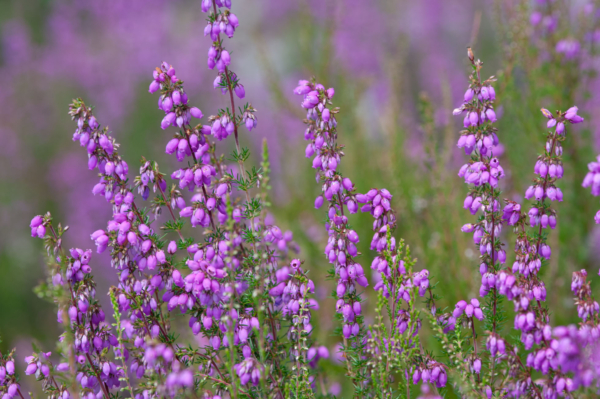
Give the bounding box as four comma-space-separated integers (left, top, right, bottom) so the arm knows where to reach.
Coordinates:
210, 0, 256, 235
476, 80, 497, 334
534, 135, 559, 255
211, 0, 239, 151
474, 53, 499, 335
454, 48, 512, 397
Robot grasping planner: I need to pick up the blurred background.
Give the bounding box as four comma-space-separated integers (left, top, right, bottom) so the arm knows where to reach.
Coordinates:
1, 0, 600, 395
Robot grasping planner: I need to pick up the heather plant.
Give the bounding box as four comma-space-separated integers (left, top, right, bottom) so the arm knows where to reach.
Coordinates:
3, 1, 600, 399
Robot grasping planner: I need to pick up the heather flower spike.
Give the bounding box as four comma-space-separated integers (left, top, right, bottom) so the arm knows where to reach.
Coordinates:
294, 78, 434, 393
454, 49, 505, 318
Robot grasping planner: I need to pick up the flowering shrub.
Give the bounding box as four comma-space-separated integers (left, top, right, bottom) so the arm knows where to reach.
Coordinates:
2, 1, 600, 399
